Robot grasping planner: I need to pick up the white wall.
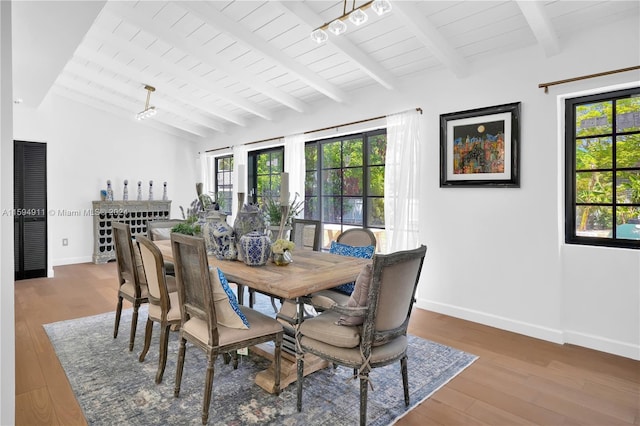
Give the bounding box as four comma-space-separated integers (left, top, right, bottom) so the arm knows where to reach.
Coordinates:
209, 15, 640, 360
13, 93, 201, 272
0, 1, 15, 423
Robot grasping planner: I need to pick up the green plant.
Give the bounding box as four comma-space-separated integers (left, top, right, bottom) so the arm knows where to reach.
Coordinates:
171, 220, 201, 236
262, 192, 304, 227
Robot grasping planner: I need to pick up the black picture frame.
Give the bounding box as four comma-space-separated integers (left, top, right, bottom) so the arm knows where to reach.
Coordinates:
440, 102, 520, 187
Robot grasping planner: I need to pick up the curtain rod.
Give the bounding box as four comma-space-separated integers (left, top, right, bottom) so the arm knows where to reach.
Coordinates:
205, 107, 423, 153
538, 65, 640, 93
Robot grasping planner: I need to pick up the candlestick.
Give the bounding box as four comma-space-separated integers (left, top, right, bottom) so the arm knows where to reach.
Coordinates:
280, 172, 289, 206
237, 192, 245, 213
237, 164, 246, 193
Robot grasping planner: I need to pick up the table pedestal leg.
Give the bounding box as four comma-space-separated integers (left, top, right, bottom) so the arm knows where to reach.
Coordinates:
251, 343, 330, 393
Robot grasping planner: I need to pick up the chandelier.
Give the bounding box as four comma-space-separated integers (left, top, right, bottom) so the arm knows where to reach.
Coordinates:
136, 84, 157, 120
310, 0, 392, 44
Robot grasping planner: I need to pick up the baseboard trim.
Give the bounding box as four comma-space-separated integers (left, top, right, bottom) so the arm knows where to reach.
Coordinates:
416, 299, 639, 360
563, 330, 640, 361
51, 256, 93, 267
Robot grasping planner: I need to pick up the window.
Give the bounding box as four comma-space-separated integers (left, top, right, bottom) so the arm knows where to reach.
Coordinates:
305, 129, 386, 248
214, 155, 233, 215
565, 87, 640, 249
248, 147, 284, 206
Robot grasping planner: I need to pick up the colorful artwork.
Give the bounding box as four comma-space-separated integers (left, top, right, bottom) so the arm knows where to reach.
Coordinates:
440, 102, 520, 187
452, 120, 505, 175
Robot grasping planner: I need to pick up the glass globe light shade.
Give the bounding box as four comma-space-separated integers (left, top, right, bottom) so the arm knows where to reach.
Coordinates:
328, 19, 347, 35
310, 28, 329, 43
349, 8, 368, 26
371, 0, 392, 16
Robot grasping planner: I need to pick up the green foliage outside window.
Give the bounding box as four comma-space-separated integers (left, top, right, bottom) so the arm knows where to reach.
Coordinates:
567, 88, 640, 248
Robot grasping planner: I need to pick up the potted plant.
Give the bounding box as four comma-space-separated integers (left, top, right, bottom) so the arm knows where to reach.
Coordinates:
262, 192, 303, 240
271, 238, 295, 266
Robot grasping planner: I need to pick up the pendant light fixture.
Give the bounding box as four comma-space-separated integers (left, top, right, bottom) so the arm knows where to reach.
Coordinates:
310, 0, 392, 44
136, 84, 157, 121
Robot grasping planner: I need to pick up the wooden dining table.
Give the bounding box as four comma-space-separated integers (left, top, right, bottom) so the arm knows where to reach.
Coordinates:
154, 239, 370, 393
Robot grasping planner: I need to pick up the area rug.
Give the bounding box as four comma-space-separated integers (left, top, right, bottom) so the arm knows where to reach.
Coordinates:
44, 296, 477, 426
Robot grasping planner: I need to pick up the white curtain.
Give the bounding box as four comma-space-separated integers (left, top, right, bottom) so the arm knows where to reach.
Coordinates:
232, 144, 248, 223
384, 110, 422, 252
284, 133, 305, 217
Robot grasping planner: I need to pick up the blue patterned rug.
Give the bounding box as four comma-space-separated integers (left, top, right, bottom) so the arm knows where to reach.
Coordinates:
44, 295, 477, 425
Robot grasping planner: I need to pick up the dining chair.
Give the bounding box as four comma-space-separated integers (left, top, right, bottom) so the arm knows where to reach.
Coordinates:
147, 219, 184, 241
336, 227, 377, 248
171, 233, 284, 425
296, 245, 427, 426
311, 227, 377, 310
112, 222, 149, 351
136, 235, 181, 384
147, 219, 184, 276
290, 218, 322, 251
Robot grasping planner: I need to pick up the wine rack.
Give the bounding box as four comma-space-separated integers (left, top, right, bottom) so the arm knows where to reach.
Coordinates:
92, 200, 171, 264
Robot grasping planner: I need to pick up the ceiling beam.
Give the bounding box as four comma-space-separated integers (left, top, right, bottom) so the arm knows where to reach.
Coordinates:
57, 74, 213, 138
275, 1, 398, 90
105, 2, 307, 113
178, 1, 349, 103
64, 60, 226, 133
89, 26, 272, 122
74, 45, 238, 129
392, 1, 468, 79
51, 86, 201, 142
516, 1, 561, 57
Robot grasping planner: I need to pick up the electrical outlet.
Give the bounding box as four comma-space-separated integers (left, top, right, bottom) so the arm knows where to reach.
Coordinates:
62, 238, 68, 246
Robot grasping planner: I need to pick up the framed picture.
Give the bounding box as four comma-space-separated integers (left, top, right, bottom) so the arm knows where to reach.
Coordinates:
440, 102, 520, 187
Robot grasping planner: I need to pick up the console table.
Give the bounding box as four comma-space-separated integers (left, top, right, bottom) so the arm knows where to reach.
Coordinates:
92, 200, 171, 264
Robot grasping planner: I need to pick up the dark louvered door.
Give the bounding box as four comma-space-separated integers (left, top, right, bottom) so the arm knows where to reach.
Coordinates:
14, 141, 47, 280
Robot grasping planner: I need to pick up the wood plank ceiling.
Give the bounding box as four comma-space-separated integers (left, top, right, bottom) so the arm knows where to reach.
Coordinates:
20, 1, 640, 141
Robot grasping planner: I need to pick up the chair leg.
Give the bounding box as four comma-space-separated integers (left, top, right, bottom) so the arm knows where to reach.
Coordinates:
139, 318, 154, 362
113, 296, 123, 338
401, 356, 410, 406
129, 301, 140, 351
249, 289, 255, 308
174, 337, 186, 397
202, 352, 216, 425
360, 373, 369, 426
156, 324, 171, 384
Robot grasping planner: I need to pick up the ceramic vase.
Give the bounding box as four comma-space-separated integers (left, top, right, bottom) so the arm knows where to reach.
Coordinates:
202, 210, 234, 258
238, 231, 271, 266
233, 204, 265, 261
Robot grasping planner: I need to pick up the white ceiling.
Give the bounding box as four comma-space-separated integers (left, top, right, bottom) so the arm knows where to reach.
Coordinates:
11, 1, 639, 141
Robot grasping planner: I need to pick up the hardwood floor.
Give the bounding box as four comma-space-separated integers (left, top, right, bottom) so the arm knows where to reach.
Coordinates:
15, 262, 640, 425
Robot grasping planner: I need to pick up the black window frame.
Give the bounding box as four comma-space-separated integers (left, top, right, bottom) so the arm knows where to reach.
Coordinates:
248, 146, 285, 206
213, 154, 234, 215
565, 87, 640, 250
304, 128, 387, 233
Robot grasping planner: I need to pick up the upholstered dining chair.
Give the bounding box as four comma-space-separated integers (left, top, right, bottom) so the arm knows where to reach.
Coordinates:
136, 235, 181, 384
147, 219, 183, 276
296, 245, 427, 426
170, 233, 284, 425
112, 222, 149, 351
147, 219, 184, 241
311, 227, 377, 310
337, 227, 377, 248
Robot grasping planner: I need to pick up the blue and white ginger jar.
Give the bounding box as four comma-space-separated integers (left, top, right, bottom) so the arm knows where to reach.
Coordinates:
238, 231, 271, 266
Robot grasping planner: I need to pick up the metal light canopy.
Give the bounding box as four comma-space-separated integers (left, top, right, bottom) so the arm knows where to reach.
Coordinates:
310, 0, 392, 44
136, 84, 157, 121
